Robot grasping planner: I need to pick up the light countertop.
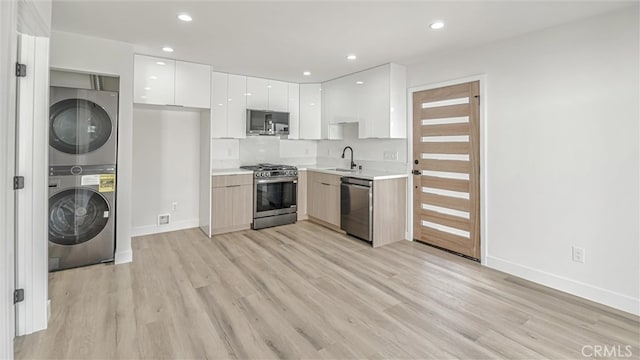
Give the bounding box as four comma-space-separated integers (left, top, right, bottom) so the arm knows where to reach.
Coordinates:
212, 165, 408, 180
211, 168, 253, 176
303, 166, 409, 181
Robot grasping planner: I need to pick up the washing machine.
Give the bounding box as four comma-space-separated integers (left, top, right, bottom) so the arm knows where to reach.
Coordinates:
48, 165, 116, 271
49, 86, 118, 166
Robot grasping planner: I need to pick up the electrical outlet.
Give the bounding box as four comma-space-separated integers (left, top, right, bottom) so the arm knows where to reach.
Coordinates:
383, 151, 398, 161
572, 246, 585, 263
158, 214, 171, 225
172, 202, 178, 212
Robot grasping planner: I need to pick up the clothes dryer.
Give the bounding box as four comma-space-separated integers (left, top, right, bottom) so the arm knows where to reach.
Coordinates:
49, 87, 118, 166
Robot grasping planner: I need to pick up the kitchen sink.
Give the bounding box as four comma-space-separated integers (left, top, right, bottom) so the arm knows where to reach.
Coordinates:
326, 168, 357, 172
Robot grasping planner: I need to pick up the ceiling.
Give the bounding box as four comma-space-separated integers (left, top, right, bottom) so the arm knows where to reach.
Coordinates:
51, 1, 633, 83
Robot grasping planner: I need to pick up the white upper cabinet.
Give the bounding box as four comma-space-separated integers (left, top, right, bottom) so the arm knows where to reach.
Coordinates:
211, 72, 229, 138
212, 72, 247, 139
175, 61, 211, 108
357, 65, 390, 139
134, 54, 211, 109
227, 74, 247, 138
287, 83, 300, 139
134, 55, 175, 106
299, 83, 321, 140
268, 80, 289, 112
245, 76, 292, 112
246, 77, 269, 110
320, 63, 406, 139
330, 74, 359, 124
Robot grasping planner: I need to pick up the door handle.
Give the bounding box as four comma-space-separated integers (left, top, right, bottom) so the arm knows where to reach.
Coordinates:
412, 170, 421, 175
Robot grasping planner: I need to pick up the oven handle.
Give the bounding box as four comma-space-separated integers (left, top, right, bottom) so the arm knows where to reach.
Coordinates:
256, 177, 298, 184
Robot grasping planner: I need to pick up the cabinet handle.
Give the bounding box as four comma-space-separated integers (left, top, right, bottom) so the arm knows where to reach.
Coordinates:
320, 182, 331, 186
226, 185, 241, 188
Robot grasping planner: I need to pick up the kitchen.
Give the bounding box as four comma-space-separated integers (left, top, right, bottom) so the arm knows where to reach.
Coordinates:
1, 1, 639, 359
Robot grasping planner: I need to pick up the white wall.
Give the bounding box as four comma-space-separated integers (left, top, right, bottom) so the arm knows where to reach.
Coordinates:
132, 107, 202, 236
49, 30, 134, 264
0, 0, 18, 356
407, 7, 639, 315
17, 0, 51, 37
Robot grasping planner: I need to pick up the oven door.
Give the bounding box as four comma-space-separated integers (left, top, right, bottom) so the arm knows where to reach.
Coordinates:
254, 177, 297, 218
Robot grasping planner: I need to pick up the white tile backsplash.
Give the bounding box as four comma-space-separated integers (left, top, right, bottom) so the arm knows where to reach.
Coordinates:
211, 139, 239, 160
211, 133, 408, 172
239, 136, 281, 165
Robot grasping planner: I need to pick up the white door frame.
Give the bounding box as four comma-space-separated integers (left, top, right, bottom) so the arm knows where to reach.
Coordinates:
406, 74, 489, 265
14, 33, 50, 337
0, 0, 18, 357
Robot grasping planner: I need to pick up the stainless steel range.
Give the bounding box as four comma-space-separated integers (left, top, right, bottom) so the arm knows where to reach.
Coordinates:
240, 163, 298, 230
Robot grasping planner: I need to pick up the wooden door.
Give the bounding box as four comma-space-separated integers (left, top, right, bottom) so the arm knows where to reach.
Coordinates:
412, 81, 480, 259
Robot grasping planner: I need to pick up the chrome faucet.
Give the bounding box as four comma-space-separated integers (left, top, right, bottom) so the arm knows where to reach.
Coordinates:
341, 146, 357, 169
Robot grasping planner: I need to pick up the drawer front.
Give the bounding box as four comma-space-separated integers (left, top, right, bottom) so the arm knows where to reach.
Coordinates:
212, 174, 254, 188
309, 171, 341, 186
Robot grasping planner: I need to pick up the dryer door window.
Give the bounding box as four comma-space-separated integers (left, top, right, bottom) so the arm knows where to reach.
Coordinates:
49, 188, 110, 246
49, 99, 113, 155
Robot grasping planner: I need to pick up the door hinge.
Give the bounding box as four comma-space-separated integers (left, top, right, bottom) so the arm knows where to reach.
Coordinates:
14, 289, 24, 304
15, 63, 26, 77
13, 176, 24, 190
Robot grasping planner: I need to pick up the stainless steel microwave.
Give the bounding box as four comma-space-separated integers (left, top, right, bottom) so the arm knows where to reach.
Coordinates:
246, 109, 290, 136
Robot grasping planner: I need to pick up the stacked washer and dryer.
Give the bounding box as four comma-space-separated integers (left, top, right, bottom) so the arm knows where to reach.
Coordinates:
48, 84, 118, 271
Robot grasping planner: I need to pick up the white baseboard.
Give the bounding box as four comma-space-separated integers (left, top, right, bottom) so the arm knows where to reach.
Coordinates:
131, 218, 200, 238
486, 255, 640, 316
114, 249, 132, 265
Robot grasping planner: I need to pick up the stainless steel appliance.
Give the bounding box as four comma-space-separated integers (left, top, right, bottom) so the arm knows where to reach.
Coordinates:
240, 163, 298, 229
49, 86, 118, 166
246, 109, 290, 136
48, 165, 116, 271
340, 177, 373, 242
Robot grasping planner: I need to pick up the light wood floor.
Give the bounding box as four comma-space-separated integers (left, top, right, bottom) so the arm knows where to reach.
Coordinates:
15, 221, 640, 359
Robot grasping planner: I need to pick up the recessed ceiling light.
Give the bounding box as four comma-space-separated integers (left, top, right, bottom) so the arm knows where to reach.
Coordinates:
355, 81, 364, 85
309, 103, 315, 106
144, 87, 151, 90
156, 61, 166, 65
244, 93, 252, 96
347, 54, 357, 61
228, 98, 232, 102
149, 76, 158, 80
303, 71, 311, 76
267, 85, 272, 89
140, 95, 147, 99
217, 103, 223, 106
162, 46, 174, 52
177, 13, 192, 22
430, 21, 445, 30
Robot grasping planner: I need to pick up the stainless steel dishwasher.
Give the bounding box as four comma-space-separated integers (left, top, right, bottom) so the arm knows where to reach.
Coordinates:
340, 177, 373, 243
